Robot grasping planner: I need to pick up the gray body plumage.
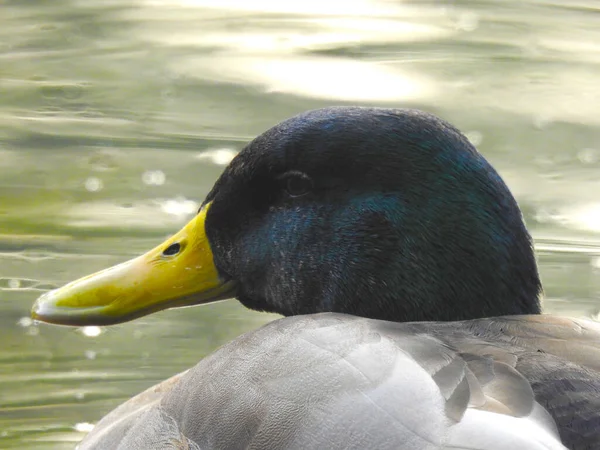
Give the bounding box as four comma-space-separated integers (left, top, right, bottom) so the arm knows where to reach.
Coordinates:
79, 313, 600, 450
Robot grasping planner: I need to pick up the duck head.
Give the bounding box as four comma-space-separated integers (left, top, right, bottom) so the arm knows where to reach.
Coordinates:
32, 107, 541, 326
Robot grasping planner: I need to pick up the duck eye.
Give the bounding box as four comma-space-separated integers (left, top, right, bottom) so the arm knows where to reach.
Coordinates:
162, 242, 181, 256
284, 173, 313, 198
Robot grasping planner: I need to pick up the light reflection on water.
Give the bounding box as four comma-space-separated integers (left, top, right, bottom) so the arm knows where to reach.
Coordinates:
1, 0, 600, 448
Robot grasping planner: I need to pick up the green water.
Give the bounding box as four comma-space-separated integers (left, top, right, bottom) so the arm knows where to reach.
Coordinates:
1, 0, 600, 448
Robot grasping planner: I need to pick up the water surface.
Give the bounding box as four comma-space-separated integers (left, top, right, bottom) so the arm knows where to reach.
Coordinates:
1, 0, 600, 448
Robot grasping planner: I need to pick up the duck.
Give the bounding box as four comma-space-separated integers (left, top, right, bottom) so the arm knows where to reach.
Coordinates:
31, 107, 600, 450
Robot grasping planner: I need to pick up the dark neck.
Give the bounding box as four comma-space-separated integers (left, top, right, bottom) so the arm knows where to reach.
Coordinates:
239, 188, 542, 322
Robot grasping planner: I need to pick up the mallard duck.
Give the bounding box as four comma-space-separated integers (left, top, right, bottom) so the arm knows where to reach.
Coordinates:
32, 107, 600, 450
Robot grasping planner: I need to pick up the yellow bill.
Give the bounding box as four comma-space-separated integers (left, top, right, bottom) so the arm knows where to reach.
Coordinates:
31, 203, 236, 326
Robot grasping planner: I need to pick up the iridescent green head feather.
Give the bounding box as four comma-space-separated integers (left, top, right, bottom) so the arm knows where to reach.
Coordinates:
32, 107, 541, 326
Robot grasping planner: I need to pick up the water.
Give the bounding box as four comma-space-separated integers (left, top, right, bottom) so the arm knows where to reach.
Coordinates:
1, 0, 600, 448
